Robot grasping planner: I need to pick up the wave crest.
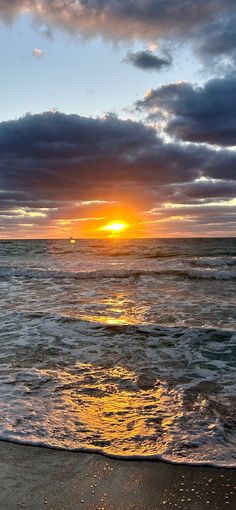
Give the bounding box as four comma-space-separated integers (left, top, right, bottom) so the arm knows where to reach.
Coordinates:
0, 264, 236, 281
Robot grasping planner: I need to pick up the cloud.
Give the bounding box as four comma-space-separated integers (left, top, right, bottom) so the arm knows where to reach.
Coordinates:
162, 180, 236, 204
0, 1, 235, 63
194, 11, 236, 65
32, 48, 47, 58
148, 42, 158, 52
0, 111, 236, 237
136, 75, 236, 146
1, 111, 236, 196
0, 2, 235, 236
124, 49, 172, 71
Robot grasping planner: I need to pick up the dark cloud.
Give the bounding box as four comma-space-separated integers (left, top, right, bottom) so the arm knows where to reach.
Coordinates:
136, 75, 236, 146
124, 50, 172, 71
163, 180, 236, 203
195, 12, 236, 65
149, 205, 236, 225
1, 111, 236, 203
0, 1, 231, 32
0, 1, 235, 61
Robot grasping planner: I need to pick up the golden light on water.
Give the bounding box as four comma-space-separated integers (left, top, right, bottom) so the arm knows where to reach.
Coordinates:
60, 290, 150, 326
52, 363, 184, 456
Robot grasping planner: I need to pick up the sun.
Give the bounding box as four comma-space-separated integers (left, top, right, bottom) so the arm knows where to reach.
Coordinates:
99, 221, 129, 236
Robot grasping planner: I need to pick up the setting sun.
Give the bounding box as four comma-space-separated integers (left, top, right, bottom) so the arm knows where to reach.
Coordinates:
99, 221, 129, 235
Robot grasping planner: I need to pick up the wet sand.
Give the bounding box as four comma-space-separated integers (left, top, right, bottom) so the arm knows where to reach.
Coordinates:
0, 441, 235, 509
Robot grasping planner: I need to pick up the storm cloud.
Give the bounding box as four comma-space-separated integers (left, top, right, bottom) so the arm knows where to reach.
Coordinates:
137, 75, 236, 146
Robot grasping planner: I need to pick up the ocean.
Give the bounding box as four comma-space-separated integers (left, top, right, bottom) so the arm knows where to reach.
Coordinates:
0, 238, 235, 467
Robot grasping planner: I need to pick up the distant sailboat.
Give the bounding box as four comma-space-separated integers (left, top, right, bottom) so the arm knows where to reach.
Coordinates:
69, 236, 76, 244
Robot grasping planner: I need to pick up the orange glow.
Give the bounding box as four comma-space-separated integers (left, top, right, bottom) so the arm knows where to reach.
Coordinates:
98, 221, 129, 236
12, 202, 146, 239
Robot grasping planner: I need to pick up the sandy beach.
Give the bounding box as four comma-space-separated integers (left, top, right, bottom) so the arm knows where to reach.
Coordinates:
0, 441, 235, 510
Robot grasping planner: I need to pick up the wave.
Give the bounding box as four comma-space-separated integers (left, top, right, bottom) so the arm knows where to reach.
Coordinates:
185, 268, 236, 280
1, 265, 236, 280
193, 257, 236, 267
140, 252, 178, 259
0, 313, 235, 468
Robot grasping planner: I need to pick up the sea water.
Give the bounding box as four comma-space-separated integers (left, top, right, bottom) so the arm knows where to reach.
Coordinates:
0, 238, 235, 466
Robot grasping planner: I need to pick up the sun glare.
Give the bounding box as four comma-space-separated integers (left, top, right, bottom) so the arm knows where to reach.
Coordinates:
99, 221, 129, 235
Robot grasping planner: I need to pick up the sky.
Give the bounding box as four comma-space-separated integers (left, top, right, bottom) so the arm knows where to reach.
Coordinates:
0, 0, 236, 238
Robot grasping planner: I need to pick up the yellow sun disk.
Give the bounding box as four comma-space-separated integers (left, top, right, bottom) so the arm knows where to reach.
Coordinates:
99, 221, 129, 234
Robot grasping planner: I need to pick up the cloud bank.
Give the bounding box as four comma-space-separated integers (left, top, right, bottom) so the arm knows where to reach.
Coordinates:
0, 111, 236, 237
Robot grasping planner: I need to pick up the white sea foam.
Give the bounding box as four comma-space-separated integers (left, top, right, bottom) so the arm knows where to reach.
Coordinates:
0, 312, 235, 467
184, 268, 236, 280
0, 239, 235, 467
194, 257, 236, 267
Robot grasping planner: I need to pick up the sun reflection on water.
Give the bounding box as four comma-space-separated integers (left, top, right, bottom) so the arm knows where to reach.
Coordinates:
60, 292, 151, 325
50, 363, 184, 456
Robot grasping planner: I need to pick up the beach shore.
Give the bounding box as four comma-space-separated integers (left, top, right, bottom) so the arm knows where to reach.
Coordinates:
0, 441, 235, 509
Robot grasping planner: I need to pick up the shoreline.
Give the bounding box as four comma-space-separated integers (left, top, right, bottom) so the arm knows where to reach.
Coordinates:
1, 437, 236, 469
0, 441, 235, 509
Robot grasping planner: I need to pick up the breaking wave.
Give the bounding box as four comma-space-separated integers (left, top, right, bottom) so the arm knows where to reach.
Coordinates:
0, 264, 236, 281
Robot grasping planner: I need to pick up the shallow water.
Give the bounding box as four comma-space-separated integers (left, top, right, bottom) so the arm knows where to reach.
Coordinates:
0, 238, 235, 466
